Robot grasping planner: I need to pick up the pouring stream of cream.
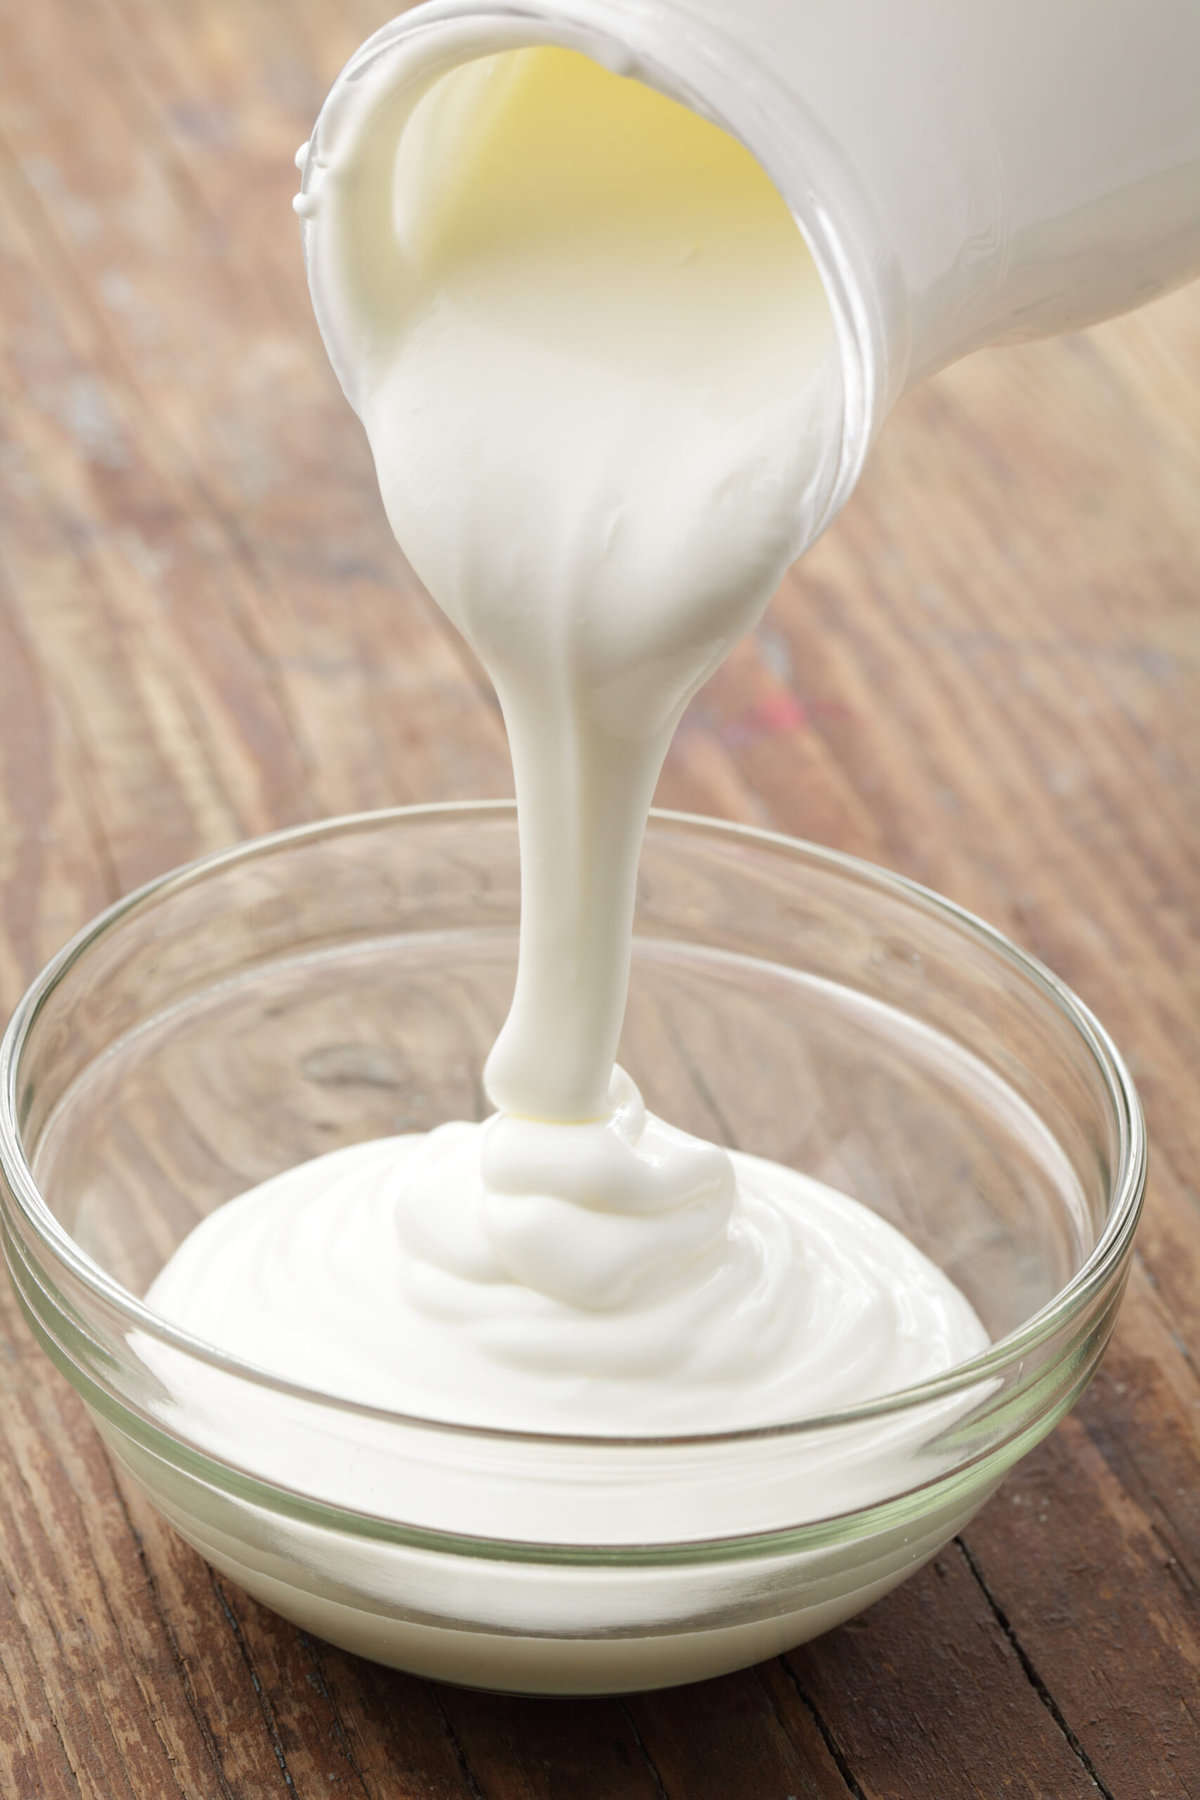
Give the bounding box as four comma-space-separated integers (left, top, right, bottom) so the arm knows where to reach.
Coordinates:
148, 46, 986, 1436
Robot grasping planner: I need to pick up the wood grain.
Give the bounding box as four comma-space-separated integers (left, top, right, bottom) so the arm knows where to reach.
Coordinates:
0, 2, 1197, 1796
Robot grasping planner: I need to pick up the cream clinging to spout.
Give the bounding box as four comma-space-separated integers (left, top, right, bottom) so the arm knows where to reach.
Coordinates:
148, 45, 987, 1439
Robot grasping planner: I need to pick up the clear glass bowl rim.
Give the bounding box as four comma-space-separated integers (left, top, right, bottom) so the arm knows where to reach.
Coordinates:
0, 801, 1147, 1451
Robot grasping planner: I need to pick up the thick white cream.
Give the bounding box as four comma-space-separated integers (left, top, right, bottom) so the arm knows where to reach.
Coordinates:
147, 48, 986, 1443
339, 46, 843, 1123
147, 1105, 985, 1436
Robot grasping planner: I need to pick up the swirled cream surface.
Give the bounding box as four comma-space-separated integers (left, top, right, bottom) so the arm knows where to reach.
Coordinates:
148, 1075, 984, 1434
147, 47, 986, 1436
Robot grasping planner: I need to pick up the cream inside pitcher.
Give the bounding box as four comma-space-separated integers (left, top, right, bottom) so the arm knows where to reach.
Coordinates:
297, 0, 1200, 553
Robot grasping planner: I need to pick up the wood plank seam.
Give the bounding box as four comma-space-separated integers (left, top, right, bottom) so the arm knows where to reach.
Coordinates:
618, 1699, 674, 1800
777, 1658, 869, 1800
753, 1662, 862, 1800
430, 1687, 489, 1800
209, 1574, 299, 1796
956, 1539, 1117, 1800
295, 1637, 374, 1800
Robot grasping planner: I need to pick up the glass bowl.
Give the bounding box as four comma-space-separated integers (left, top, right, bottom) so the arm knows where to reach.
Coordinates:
0, 805, 1144, 1695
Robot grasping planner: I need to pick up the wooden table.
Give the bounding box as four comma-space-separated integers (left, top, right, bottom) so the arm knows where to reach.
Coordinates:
1, 4, 1197, 1796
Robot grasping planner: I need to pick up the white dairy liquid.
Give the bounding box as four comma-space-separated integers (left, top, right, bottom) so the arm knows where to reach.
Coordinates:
349, 48, 842, 1125
147, 1120, 985, 1436
142, 42, 988, 1620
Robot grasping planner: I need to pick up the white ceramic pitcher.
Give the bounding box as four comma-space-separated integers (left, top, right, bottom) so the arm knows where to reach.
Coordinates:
298, 0, 1200, 540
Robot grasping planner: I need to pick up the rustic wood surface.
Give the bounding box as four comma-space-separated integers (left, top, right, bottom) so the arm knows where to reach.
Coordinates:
0, 3, 1197, 1796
